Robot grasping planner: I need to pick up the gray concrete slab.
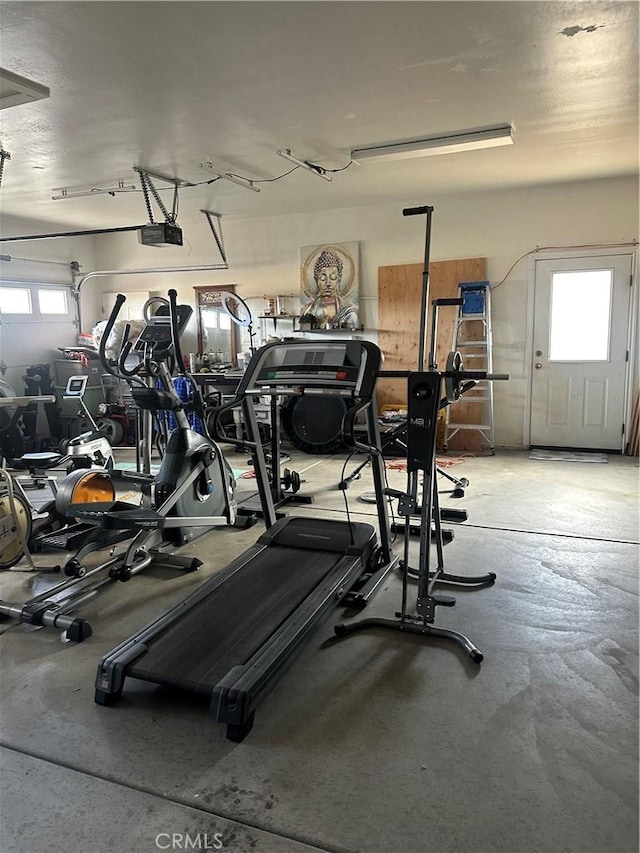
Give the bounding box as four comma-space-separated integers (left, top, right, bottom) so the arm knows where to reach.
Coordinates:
438, 451, 640, 542
0, 518, 264, 641
0, 747, 332, 853
1, 512, 637, 853
287, 449, 640, 544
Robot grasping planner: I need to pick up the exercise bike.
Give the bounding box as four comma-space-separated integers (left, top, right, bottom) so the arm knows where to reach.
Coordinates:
0, 290, 250, 640
0, 375, 117, 572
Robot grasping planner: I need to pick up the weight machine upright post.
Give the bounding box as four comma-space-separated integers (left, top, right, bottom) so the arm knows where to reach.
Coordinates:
414, 207, 434, 374
416, 453, 435, 614
403, 205, 434, 507
428, 300, 439, 371
366, 394, 393, 564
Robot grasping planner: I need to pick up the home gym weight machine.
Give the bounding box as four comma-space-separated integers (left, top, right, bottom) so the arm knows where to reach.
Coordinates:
0, 290, 246, 640
335, 204, 509, 661
94, 339, 398, 741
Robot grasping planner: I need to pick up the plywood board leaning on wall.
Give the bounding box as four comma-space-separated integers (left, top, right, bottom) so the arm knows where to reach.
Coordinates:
378, 258, 486, 452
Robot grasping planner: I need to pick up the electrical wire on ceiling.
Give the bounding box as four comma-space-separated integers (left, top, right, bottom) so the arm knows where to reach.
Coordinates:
49, 153, 354, 205
493, 240, 639, 288
324, 161, 354, 173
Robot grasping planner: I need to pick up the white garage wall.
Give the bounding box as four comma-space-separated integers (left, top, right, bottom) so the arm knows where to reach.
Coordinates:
85, 175, 638, 447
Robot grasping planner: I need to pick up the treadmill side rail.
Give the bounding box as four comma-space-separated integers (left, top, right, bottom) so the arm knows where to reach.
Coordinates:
94, 542, 267, 702
211, 548, 373, 740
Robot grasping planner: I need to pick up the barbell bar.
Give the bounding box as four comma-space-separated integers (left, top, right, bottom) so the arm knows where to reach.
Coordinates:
378, 350, 509, 404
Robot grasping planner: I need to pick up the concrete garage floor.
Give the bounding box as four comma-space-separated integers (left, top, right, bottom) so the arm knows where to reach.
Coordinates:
0, 449, 638, 853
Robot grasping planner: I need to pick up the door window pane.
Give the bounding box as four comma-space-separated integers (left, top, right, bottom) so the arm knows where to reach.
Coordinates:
549, 270, 612, 361
0, 287, 32, 313
38, 288, 68, 314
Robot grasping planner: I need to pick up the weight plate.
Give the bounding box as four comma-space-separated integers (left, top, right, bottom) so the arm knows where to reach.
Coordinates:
445, 351, 464, 402
281, 395, 348, 454
0, 492, 32, 569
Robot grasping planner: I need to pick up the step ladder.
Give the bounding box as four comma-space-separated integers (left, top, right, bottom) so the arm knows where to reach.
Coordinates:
444, 281, 495, 453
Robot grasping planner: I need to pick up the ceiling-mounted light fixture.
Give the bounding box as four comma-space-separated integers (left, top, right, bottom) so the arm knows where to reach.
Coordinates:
198, 161, 260, 193
0, 67, 49, 110
351, 124, 514, 164
52, 181, 137, 200
276, 149, 332, 182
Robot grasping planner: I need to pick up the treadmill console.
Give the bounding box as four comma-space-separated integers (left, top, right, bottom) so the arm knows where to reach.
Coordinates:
243, 341, 381, 399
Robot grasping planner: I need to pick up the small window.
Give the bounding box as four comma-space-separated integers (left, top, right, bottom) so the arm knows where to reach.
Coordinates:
548, 269, 613, 361
0, 287, 32, 314
38, 288, 68, 314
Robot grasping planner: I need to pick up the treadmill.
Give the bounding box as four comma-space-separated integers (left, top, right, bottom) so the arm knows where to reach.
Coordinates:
95, 340, 397, 741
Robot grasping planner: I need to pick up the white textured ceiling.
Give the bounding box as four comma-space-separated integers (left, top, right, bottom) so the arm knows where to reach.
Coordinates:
0, 1, 638, 233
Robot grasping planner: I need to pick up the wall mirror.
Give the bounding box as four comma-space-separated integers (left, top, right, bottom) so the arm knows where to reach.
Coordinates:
194, 285, 239, 368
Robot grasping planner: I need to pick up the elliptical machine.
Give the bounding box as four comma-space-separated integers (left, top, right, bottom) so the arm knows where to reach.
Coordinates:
67, 288, 246, 567
0, 290, 248, 641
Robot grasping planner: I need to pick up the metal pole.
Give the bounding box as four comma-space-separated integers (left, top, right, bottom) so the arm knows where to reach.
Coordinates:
402, 205, 435, 372
0, 226, 145, 242
402, 205, 434, 536
73, 264, 228, 330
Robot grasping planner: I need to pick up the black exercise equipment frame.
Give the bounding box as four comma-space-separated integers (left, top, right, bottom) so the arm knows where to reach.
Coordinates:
335, 205, 508, 662
94, 339, 399, 740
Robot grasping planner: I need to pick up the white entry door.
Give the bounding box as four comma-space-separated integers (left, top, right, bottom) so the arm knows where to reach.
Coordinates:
530, 253, 633, 450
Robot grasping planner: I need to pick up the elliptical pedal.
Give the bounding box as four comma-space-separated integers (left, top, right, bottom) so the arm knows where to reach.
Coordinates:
32, 522, 91, 552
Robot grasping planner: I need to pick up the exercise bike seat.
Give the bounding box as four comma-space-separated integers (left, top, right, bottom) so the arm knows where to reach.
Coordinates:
15, 451, 65, 469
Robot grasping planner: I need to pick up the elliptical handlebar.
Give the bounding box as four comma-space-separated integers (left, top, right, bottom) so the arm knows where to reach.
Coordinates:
117, 330, 144, 378
99, 294, 127, 380
143, 295, 169, 323
99, 295, 145, 383
167, 290, 185, 376
403, 205, 434, 217
167, 288, 212, 439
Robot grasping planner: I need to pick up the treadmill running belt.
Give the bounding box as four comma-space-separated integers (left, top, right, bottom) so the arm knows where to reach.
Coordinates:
128, 545, 342, 695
